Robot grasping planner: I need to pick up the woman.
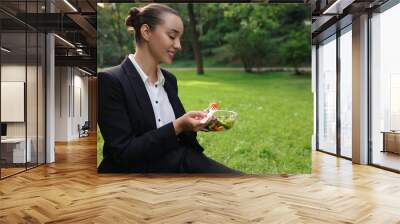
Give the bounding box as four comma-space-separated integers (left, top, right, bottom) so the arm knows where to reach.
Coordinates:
98, 3, 241, 174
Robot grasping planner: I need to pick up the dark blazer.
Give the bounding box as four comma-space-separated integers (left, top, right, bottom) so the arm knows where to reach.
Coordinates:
97, 57, 204, 173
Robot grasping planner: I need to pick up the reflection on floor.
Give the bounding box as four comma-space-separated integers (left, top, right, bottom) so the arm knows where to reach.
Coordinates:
0, 163, 43, 178
0, 135, 400, 222
0, 167, 25, 178
373, 150, 400, 171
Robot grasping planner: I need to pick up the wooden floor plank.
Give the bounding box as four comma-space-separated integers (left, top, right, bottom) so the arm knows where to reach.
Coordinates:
1, 135, 400, 223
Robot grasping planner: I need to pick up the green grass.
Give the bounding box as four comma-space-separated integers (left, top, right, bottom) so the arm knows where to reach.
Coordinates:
97, 69, 312, 174
162, 59, 242, 69
97, 124, 104, 168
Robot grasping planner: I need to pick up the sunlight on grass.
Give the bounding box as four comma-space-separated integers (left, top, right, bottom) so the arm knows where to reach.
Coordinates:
97, 69, 312, 174
179, 80, 221, 87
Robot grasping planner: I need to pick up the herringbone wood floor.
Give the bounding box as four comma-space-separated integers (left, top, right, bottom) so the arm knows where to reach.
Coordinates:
1, 135, 400, 223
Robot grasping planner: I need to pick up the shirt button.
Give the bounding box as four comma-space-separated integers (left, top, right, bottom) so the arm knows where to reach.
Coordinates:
158, 119, 161, 122
155, 101, 158, 104
155, 85, 158, 88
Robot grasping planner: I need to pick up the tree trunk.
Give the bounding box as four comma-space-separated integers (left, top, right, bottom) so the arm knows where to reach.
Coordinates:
240, 54, 252, 73
187, 3, 204, 75
294, 67, 300, 75
293, 63, 301, 75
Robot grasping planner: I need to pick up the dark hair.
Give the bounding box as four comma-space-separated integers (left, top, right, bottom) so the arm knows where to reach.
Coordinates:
125, 4, 179, 44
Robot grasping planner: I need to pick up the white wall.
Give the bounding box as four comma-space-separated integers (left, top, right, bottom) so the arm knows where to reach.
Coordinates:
73, 72, 89, 137
1, 64, 26, 81
55, 66, 69, 141
55, 66, 89, 141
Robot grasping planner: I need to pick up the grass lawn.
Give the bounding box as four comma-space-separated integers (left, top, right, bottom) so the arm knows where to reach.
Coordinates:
97, 69, 313, 174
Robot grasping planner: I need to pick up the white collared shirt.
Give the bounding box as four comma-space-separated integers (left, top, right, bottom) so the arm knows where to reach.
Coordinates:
128, 54, 176, 128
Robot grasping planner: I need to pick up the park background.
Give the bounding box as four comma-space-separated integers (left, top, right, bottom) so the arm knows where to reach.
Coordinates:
97, 3, 312, 174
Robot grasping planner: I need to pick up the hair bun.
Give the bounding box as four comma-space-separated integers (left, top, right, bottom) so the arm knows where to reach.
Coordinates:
125, 7, 141, 28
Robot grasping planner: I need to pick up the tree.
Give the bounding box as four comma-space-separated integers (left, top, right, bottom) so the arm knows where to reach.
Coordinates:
221, 4, 281, 72
97, 3, 311, 72
97, 3, 134, 67
280, 30, 310, 75
187, 3, 204, 75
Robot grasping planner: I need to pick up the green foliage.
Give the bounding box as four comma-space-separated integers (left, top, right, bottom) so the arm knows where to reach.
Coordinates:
97, 3, 137, 67
97, 70, 312, 174
97, 3, 311, 71
97, 124, 104, 167
281, 30, 311, 74
220, 4, 309, 71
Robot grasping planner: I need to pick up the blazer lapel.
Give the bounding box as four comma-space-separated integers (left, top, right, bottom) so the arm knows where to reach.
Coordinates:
121, 57, 157, 130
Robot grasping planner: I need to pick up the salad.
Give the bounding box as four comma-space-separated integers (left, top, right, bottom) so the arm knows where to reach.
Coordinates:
203, 102, 237, 132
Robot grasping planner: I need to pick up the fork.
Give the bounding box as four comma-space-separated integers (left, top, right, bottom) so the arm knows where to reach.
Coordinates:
200, 103, 218, 124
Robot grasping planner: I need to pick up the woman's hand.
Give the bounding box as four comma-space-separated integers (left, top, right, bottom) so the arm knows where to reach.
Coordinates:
173, 111, 211, 135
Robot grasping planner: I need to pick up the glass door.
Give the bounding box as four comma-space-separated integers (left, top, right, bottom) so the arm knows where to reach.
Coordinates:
0, 0, 46, 179
370, 3, 400, 171
0, 4, 28, 177
339, 25, 352, 159
317, 34, 337, 155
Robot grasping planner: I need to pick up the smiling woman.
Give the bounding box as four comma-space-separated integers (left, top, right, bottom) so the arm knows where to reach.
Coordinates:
97, 3, 242, 174
124, 4, 183, 69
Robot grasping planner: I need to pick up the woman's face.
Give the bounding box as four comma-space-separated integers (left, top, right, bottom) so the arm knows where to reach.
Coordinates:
146, 13, 184, 65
